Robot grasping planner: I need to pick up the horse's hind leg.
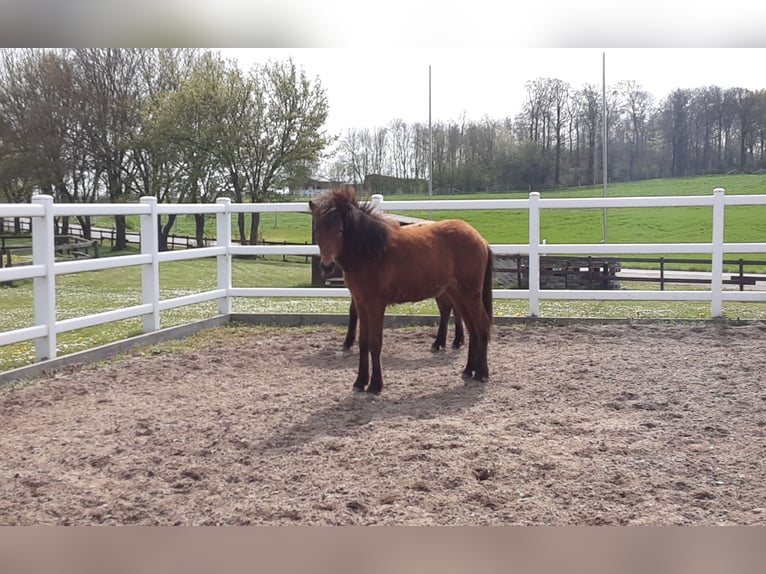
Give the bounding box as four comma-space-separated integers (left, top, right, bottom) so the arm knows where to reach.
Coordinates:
464, 299, 490, 382
450, 298, 477, 379
451, 306, 464, 349
343, 300, 357, 350
451, 295, 489, 382
431, 295, 451, 352
471, 328, 490, 382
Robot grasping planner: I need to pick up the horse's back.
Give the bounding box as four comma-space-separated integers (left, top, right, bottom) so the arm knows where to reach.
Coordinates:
398, 218, 484, 244
376, 219, 489, 298
400, 219, 488, 265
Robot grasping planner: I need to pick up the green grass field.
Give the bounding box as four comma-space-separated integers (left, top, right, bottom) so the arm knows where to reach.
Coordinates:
2, 174, 766, 372
161, 174, 766, 270
97, 173, 766, 245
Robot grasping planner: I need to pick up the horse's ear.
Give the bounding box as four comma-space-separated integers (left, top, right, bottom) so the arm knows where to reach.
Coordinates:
308, 200, 315, 212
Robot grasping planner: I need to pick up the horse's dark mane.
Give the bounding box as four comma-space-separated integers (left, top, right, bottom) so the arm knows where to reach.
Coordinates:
313, 186, 392, 264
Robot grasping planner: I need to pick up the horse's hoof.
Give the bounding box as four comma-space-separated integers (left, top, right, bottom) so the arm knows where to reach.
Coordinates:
473, 374, 489, 383
430, 343, 443, 353
366, 378, 383, 394
461, 369, 474, 381
341, 345, 353, 353
352, 381, 366, 392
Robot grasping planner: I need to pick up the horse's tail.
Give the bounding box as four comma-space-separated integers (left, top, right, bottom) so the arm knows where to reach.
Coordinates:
482, 245, 494, 327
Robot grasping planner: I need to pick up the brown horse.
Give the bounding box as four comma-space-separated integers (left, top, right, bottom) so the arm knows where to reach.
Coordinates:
344, 294, 464, 352
309, 186, 493, 394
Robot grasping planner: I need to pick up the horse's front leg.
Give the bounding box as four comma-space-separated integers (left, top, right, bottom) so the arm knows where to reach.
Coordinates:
352, 297, 369, 391
366, 303, 386, 395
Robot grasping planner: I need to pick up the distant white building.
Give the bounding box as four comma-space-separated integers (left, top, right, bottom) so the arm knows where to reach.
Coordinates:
294, 176, 347, 197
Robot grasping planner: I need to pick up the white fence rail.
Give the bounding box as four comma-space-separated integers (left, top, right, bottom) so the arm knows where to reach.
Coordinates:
2, 188, 766, 364
1, 210, 216, 249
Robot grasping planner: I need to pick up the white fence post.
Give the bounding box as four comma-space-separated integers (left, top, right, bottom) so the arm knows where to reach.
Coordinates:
528, 192, 541, 317
140, 196, 160, 332
216, 197, 232, 315
31, 194, 56, 361
711, 187, 725, 318
371, 194, 384, 210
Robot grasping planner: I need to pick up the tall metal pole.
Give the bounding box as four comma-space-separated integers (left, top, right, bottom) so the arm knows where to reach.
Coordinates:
602, 51, 608, 243
428, 64, 433, 218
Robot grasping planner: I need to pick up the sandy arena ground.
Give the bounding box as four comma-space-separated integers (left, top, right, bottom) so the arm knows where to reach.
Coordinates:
1, 321, 765, 525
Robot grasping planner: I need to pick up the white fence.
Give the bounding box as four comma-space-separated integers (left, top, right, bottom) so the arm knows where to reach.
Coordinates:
2, 188, 766, 364
1, 214, 214, 249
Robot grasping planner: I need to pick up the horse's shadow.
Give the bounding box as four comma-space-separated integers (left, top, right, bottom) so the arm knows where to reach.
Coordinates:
255, 376, 487, 451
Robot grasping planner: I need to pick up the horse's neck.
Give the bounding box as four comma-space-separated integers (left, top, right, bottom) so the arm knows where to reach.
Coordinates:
339, 210, 392, 271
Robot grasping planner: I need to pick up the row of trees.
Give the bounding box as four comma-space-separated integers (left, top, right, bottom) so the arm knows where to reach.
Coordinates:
333, 78, 766, 193
0, 48, 330, 249
3, 48, 765, 245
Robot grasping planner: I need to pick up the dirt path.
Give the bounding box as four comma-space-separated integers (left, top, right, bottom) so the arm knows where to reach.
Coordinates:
1, 322, 765, 525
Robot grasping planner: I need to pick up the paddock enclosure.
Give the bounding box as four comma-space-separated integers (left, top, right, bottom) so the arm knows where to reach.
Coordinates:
1, 321, 765, 525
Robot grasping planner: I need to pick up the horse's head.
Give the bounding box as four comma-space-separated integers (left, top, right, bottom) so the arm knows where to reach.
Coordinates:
309, 186, 356, 277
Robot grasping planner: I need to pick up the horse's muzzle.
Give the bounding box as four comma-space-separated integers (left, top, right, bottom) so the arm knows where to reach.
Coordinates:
319, 261, 336, 278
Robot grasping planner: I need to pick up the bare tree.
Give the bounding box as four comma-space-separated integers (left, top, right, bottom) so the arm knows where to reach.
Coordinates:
411, 122, 430, 182
225, 58, 330, 243
369, 126, 388, 179
0, 50, 34, 222
522, 78, 550, 145
576, 84, 601, 185
730, 87, 757, 171
388, 119, 412, 180
69, 48, 144, 250
617, 80, 654, 180
446, 114, 468, 188
754, 90, 766, 166
339, 128, 367, 185
660, 89, 692, 177
548, 79, 570, 188
0, 49, 92, 236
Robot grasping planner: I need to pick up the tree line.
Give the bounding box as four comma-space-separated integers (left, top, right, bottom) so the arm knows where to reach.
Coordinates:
0, 48, 330, 249
3, 48, 765, 249
333, 78, 766, 194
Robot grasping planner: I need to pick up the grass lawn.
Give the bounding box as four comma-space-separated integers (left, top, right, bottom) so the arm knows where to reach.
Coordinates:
90, 173, 766, 245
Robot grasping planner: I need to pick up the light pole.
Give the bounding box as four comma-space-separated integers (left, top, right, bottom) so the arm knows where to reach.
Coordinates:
602, 51, 608, 244
429, 64, 433, 219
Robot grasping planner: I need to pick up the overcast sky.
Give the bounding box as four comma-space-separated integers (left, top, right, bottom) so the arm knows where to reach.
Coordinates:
218, 48, 766, 136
